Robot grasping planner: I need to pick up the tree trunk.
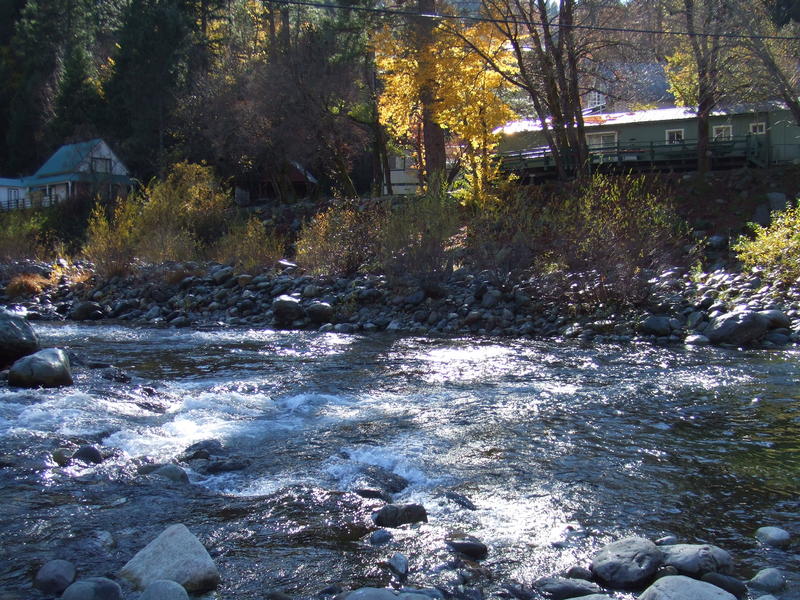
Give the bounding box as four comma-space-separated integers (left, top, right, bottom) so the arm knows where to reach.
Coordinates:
416, 0, 447, 191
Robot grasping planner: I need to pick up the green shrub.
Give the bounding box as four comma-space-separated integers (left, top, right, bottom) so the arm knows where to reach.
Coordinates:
0, 210, 45, 260
296, 201, 385, 275
734, 206, 800, 281
213, 216, 285, 272
378, 192, 460, 282
82, 201, 140, 277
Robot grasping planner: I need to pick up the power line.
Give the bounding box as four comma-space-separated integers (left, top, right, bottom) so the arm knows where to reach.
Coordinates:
266, 0, 800, 40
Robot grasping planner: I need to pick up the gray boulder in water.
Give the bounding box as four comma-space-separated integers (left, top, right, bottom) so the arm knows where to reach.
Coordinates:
69, 300, 105, 321
119, 523, 220, 592
591, 536, 662, 589
704, 310, 769, 345
272, 295, 304, 324
372, 503, 428, 527
639, 575, 736, 600
34, 559, 76, 594
8, 348, 72, 387
660, 544, 733, 577
0, 310, 39, 367
140, 579, 190, 600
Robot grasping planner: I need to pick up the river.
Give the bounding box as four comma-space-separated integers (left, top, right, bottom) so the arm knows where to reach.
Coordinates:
1, 324, 798, 599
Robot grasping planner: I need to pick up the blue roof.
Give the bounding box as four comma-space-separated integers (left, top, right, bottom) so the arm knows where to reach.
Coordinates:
0, 178, 24, 187
33, 139, 103, 178
26, 173, 132, 188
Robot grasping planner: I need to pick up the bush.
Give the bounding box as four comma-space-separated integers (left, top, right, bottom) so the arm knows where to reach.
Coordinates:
296, 200, 385, 275
378, 192, 460, 282
734, 206, 800, 282
0, 210, 45, 260
4, 273, 50, 298
136, 162, 231, 262
82, 201, 140, 277
213, 217, 285, 272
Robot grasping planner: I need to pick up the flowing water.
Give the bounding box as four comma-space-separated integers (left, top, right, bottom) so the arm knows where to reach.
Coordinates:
1, 324, 798, 599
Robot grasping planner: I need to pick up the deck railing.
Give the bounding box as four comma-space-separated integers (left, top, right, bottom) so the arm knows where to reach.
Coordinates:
0, 194, 57, 212
499, 135, 778, 173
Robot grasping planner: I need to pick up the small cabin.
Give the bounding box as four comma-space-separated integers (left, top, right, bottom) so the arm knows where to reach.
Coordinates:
25, 139, 132, 204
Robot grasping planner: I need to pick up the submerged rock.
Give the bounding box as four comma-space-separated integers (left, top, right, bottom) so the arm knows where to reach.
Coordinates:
0, 310, 39, 367
119, 523, 220, 592
533, 576, 602, 600
639, 575, 736, 600
34, 559, 76, 594
73, 445, 103, 464
8, 348, 72, 387
446, 536, 488, 560
372, 504, 428, 528
590, 536, 662, 589
62, 577, 123, 600
748, 568, 785, 593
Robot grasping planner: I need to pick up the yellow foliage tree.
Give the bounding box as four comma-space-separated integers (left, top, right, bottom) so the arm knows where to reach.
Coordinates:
373, 17, 515, 206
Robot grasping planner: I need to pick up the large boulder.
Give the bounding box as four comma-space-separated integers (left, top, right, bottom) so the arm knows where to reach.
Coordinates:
660, 544, 733, 578
704, 311, 769, 345
591, 536, 662, 589
0, 310, 39, 367
119, 523, 220, 593
140, 579, 190, 600
754, 526, 790, 548
748, 568, 785, 593
639, 575, 736, 600
272, 295, 304, 324
639, 316, 672, 337
8, 348, 73, 388
306, 301, 334, 324
62, 577, 123, 600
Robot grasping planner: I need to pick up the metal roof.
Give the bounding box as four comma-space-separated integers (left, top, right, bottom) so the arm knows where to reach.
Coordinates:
0, 178, 24, 187
32, 139, 103, 178
498, 103, 784, 136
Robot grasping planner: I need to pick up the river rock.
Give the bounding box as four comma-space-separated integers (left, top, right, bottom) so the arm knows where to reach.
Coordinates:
748, 568, 784, 593
140, 579, 190, 600
757, 310, 791, 329
34, 559, 76, 594
640, 316, 672, 337
701, 573, 747, 599
372, 504, 428, 527
306, 301, 334, 324
446, 536, 488, 560
153, 464, 190, 484
639, 575, 736, 600
73, 445, 104, 464
369, 529, 393, 545
272, 295, 304, 324
704, 310, 769, 345
590, 536, 662, 588
69, 300, 105, 321
119, 523, 220, 592
533, 576, 602, 600
0, 310, 39, 367
388, 552, 409, 579
8, 348, 72, 387
62, 577, 123, 600
754, 526, 790, 548
660, 544, 733, 577
338, 588, 436, 600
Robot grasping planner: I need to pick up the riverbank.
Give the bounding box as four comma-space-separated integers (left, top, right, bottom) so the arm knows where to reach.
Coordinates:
2, 258, 800, 348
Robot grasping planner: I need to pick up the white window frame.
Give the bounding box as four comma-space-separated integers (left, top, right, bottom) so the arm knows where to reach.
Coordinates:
749, 122, 766, 135
586, 90, 605, 109
665, 128, 685, 144
586, 131, 618, 151
712, 125, 733, 141
7, 188, 19, 202
91, 157, 112, 173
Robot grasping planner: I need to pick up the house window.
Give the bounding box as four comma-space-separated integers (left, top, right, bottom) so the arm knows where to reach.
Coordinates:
586, 90, 605, 109
750, 122, 766, 135
712, 125, 733, 141
666, 128, 684, 144
586, 131, 617, 150
391, 156, 407, 171
91, 157, 112, 173
7, 188, 19, 202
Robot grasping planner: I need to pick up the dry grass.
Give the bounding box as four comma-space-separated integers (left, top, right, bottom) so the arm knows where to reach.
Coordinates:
4, 273, 51, 298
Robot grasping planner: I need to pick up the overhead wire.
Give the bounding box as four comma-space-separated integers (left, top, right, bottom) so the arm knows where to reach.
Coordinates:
265, 0, 800, 40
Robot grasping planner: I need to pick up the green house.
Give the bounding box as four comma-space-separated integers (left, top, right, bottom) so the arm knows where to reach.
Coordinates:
497, 103, 800, 176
